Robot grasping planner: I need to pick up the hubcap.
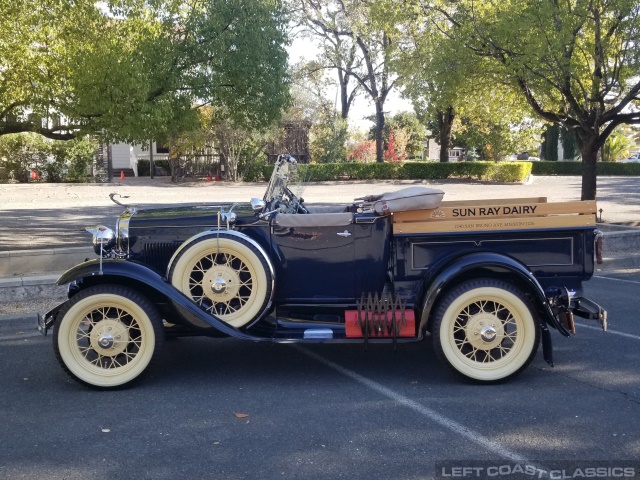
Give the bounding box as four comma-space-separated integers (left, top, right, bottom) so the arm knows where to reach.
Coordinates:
98, 333, 114, 348
480, 325, 497, 342
89, 318, 130, 357
202, 265, 240, 302
465, 313, 505, 350
212, 277, 227, 293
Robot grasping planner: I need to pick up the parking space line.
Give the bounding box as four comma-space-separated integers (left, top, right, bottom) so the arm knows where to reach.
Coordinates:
577, 322, 640, 341
297, 346, 529, 463
594, 275, 640, 285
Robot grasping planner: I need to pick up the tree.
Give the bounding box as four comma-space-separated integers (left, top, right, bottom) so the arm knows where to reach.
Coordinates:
0, 0, 290, 144
296, 0, 397, 163
602, 126, 635, 162
367, 111, 426, 157
309, 109, 348, 163
408, 0, 640, 199
291, 7, 362, 120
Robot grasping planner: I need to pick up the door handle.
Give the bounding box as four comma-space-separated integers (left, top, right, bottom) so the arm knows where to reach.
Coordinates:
336, 230, 351, 237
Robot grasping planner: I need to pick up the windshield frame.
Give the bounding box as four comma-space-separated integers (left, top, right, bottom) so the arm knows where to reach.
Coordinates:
263, 155, 298, 204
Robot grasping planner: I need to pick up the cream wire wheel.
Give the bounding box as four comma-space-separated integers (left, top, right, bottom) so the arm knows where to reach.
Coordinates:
53, 285, 164, 388
432, 279, 540, 382
170, 235, 272, 328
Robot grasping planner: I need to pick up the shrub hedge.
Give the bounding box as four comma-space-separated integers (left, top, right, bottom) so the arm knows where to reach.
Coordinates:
532, 161, 640, 175
260, 161, 532, 183
138, 159, 640, 181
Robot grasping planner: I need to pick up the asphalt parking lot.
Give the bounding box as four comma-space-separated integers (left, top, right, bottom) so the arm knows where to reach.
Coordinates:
1, 271, 639, 479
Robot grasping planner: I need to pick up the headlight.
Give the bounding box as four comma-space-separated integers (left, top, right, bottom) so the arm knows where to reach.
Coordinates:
87, 225, 116, 256
116, 214, 131, 252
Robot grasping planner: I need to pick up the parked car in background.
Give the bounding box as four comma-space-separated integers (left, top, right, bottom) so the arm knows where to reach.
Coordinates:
620, 154, 640, 163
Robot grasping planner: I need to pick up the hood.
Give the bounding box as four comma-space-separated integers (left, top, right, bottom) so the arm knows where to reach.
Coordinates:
126, 203, 257, 230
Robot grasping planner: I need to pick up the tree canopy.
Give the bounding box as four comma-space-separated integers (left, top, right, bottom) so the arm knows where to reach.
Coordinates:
0, 0, 290, 143
403, 0, 640, 199
295, 0, 398, 163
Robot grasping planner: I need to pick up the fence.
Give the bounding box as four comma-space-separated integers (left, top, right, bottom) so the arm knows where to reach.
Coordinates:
136, 153, 223, 178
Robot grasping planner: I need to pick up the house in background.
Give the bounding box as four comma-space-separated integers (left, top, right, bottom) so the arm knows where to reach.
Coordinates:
422, 139, 466, 162
110, 142, 169, 177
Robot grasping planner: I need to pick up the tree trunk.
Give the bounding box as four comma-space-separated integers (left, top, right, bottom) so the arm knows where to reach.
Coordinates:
580, 146, 598, 201
375, 101, 385, 163
438, 106, 454, 163
576, 131, 598, 201
339, 70, 350, 120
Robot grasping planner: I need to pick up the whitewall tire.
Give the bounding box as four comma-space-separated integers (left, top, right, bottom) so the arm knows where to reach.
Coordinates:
432, 279, 540, 382
53, 285, 164, 388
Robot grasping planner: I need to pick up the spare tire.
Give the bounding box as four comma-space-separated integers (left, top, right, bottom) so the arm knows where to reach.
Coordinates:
169, 233, 273, 328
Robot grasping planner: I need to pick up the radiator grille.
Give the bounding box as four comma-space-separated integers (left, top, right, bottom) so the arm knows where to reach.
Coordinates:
143, 242, 183, 274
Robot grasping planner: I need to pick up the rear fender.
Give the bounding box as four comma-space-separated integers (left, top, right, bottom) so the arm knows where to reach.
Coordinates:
44, 259, 260, 340
418, 252, 569, 365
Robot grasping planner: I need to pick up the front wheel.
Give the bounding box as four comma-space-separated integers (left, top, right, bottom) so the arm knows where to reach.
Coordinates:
431, 279, 540, 382
53, 285, 164, 388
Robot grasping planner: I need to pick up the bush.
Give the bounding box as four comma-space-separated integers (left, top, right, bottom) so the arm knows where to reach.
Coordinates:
597, 162, 640, 175
255, 161, 531, 183
0, 133, 50, 182
55, 137, 97, 182
531, 161, 582, 175
0, 134, 97, 183
239, 157, 267, 182
531, 161, 640, 176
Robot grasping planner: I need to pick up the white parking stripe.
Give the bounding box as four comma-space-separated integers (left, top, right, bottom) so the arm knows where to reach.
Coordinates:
297, 346, 530, 463
594, 275, 640, 285
577, 322, 640, 341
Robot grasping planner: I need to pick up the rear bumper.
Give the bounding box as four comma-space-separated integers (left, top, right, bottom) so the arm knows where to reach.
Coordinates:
571, 296, 607, 331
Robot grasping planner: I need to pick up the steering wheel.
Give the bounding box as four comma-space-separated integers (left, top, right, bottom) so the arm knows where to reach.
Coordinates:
282, 187, 308, 214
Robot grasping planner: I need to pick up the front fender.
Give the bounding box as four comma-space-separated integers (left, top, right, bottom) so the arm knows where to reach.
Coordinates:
51, 259, 261, 340
418, 252, 569, 363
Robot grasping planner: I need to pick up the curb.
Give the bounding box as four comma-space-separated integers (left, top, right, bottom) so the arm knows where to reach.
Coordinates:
599, 255, 640, 270
0, 275, 67, 303
0, 274, 60, 288
601, 228, 640, 254
0, 247, 92, 277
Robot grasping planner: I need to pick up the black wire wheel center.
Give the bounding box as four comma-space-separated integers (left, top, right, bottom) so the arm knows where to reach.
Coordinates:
454, 301, 516, 363
81, 308, 140, 368
192, 255, 252, 314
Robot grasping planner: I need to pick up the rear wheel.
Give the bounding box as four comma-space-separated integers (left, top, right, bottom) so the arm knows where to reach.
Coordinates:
169, 234, 272, 328
432, 279, 540, 382
53, 285, 164, 388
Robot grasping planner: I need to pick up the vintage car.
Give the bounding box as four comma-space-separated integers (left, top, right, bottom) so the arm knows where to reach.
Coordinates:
40, 155, 607, 388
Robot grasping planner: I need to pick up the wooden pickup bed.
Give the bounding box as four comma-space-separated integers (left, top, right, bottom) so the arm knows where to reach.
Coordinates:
392, 197, 597, 234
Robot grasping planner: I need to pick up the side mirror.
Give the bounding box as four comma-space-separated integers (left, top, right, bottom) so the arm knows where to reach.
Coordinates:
250, 198, 266, 213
